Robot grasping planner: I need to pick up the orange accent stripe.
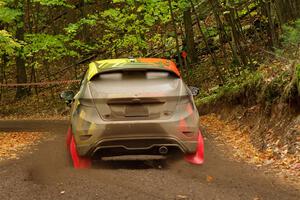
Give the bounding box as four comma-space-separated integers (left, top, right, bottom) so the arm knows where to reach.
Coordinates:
137, 58, 181, 77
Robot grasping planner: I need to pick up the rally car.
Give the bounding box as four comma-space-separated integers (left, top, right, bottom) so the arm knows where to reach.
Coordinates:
61, 58, 204, 168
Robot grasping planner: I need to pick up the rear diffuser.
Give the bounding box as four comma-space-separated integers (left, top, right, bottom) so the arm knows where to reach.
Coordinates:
101, 155, 166, 161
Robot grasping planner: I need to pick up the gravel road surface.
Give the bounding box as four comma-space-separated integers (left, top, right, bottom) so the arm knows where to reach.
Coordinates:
0, 120, 299, 200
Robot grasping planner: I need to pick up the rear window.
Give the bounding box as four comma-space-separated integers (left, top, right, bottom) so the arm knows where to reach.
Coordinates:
89, 69, 182, 97
94, 71, 175, 81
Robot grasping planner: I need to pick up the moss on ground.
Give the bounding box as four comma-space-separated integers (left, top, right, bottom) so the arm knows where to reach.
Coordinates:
195, 70, 262, 107
196, 62, 300, 109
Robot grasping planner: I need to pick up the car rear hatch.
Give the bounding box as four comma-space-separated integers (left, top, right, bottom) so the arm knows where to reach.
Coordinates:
88, 68, 184, 121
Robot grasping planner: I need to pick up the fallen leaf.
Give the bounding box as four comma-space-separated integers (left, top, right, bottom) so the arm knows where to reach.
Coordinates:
176, 194, 188, 199
206, 175, 214, 182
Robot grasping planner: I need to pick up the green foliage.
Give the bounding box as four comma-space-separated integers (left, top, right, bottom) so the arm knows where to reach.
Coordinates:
237, 1, 259, 17
0, 29, 21, 55
33, 0, 74, 8
65, 14, 98, 37
0, 7, 22, 23
0, 0, 191, 62
203, 27, 218, 38
281, 19, 300, 47
69, 39, 97, 54
99, 1, 170, 56
0, 0, 79, 62
24, 34, 78, 61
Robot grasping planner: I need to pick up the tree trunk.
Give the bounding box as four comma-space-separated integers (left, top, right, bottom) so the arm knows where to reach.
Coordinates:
168, 0, 183, 69
30, 64, 38, 96
183, 8, 197, 63
275, 0, 298, 23
273, 0, 283, 29
44, 60, 55, 99
15, 25, 28, 100
190, 0, 224, 83
262, 0, 277, 47
79, 0, 87, 42
296, 0, 300, 18
208, 0, 228, 58
0, 55, 8, 101
224, 9, 248, 67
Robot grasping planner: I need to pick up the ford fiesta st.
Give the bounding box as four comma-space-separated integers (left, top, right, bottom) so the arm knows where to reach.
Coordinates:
61, 58, 204, 168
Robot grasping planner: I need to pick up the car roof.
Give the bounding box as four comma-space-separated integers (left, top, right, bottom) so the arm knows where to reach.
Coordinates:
87, 58, 180, 81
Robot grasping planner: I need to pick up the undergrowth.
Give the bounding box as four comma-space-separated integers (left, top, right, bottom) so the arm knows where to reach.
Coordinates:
196, 62, 300, 109
195, 70, 262, 107
195, 19, 300, 110
297, 64, 300, 94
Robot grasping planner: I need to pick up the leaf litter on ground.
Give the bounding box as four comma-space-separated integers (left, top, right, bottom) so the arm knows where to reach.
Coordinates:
0, 131, 50, 161
200, 114, 300, 188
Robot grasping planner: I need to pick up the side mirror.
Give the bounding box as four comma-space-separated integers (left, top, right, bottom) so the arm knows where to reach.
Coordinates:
60, 90, 75, 105
188, 86, 200, 96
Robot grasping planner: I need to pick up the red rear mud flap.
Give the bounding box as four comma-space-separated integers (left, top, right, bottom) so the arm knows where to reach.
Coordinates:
67, 127, 91, 169
66, 127, 72, 149
184, 130, 204, 165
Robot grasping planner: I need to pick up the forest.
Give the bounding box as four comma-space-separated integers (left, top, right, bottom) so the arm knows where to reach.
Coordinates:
1, 0, 300, 153
0, 0, 299, 114
0, 0, 299, 197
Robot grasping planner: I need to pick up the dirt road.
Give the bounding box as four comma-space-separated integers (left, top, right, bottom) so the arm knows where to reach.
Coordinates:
0, 120, 299, 200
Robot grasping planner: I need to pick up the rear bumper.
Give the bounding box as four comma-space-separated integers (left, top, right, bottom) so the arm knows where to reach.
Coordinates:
71, 112, 200, 157
76, 136, 198, 157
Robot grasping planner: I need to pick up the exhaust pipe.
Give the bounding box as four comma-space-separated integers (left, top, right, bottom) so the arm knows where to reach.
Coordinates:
159, 146, 168, 155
